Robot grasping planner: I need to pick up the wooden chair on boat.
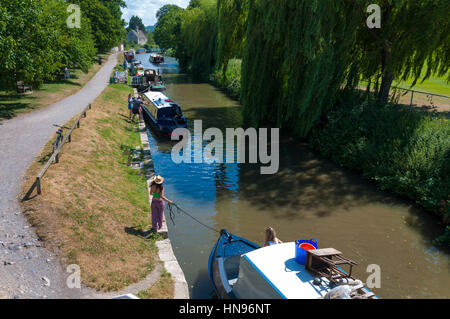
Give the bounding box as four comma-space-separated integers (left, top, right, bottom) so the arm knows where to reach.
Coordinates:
305, 248, 356, 282
305, 248, 376, 299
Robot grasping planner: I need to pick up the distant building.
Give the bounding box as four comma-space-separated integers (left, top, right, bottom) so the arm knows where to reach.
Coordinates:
127, 28, 147, 45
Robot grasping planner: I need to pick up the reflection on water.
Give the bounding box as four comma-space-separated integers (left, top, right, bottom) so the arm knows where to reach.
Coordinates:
140, 54, 450, 299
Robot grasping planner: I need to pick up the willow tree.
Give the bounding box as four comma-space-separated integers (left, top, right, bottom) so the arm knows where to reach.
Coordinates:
241, 0, 362, 137
355, 0, 450, 104
216, 0, 249, 74
181, 0, 218, 79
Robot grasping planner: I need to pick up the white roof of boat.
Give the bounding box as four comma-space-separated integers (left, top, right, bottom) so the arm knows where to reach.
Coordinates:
242, 242, 332, 299
142, 91, 176, 109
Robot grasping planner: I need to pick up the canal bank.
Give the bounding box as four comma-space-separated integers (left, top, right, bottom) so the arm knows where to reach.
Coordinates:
136, 53, 450, 299
137, 112, 189, 299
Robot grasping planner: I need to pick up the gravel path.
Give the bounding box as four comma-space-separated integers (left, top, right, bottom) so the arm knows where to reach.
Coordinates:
0, 53, 118, 299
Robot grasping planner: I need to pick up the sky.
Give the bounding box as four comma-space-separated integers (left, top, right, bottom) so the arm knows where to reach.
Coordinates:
122, 0, 190, 27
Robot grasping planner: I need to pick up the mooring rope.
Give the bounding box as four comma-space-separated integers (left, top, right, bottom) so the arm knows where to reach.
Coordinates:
167, 203, 221, 234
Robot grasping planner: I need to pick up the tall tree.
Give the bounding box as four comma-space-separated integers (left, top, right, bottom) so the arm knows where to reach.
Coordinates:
181, 0, 218, 79
153, 4, 185, 50
241, 0, 362, 137
354, 0, 450, 104
0, 0, 96, 89
128, 15, 145, 32
72, 0, 126, 52
216, 0, 249, 75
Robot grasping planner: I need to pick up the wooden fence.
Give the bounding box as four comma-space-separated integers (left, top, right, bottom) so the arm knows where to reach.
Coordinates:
23, 103, 91, 199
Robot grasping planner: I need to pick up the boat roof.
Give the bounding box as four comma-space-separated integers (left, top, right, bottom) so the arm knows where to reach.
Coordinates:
240, 242, 332, 299
143, 91, 177, 109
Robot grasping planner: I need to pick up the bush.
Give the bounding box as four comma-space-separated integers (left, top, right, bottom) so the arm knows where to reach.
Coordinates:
210, 59, 241, 100
310, 98, 450, 246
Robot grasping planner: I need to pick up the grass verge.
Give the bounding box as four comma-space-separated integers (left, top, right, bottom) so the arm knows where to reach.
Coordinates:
21, 79, 165, 291
0, 53, 109, 121
137, 268, 174, 299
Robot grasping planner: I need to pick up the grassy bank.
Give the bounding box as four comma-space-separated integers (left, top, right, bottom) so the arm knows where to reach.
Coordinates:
309, 99, 450, 245
21, 80, 166, 292
0, 54, 109, 121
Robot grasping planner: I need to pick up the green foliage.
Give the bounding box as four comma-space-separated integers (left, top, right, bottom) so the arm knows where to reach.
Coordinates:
216, 0, 248, 74
72, 0, 126, 52
0, 0, 97, 89
0, 0, 124, 90
153, 4, 184, 50
210, 59, 241, 99
352, 0, 450, 102
180, 0, 218, 79
309, 97, 450, 245
127, 15, 145, 32
241, 0, 361, 137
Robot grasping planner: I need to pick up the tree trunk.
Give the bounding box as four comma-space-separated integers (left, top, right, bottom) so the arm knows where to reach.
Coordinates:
378, 42, 393, 104
378, 71, 394, 104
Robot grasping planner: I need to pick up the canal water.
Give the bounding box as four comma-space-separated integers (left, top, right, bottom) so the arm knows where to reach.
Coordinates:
138, 53, 450, 299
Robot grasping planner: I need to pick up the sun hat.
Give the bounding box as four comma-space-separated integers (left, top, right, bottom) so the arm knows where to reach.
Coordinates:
154, 175, 164, 184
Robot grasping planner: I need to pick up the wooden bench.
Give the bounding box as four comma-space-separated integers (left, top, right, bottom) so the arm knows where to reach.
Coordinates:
16, 81, 32, 93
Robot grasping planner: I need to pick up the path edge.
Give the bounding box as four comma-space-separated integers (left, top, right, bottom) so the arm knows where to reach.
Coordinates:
138, 114, 190, 299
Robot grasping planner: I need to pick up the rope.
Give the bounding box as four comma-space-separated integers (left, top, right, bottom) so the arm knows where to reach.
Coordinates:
167, 203, 221, 234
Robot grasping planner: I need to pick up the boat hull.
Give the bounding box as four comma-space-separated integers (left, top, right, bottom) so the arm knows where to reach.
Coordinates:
208, 230, 260, 299
141, 105, 187, 138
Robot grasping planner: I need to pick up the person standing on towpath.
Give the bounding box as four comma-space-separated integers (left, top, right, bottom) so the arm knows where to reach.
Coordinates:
150, 175, 173, 231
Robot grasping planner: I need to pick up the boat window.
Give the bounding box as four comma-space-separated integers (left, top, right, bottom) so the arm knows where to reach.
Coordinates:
157, 107, 176, 119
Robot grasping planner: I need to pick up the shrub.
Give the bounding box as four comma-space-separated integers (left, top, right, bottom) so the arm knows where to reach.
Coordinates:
210, 59, 241, 100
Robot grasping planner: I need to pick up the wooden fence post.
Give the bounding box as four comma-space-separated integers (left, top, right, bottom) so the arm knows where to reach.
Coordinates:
36, 177, 41, 195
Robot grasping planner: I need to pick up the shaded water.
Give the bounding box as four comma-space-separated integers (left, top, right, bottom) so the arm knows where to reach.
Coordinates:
139, 53, 450, 299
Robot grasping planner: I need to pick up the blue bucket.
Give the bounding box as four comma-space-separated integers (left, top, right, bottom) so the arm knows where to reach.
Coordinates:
295, 238, 318, 265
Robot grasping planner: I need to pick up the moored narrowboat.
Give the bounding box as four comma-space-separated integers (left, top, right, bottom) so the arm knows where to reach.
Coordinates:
208, 229, 378, 299
140, 91, 187, 137
136, 48, 146, 54
131, 63, 145, 76
124, 49, 135, 62
150, 54, 164, 64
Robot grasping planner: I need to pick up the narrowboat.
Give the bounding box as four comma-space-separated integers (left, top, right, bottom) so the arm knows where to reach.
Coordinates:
144, 69, 166, 91
150, 54, 164, 64
131, 63, 145, 76
136, 48, 146, 55
130, 70, 166, 93
208, 229, 378, 299
140, 91, 188, 137
124, 50, 135, 62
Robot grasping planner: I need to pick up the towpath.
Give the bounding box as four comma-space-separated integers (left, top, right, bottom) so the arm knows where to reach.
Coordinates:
0, 53, 118, 298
